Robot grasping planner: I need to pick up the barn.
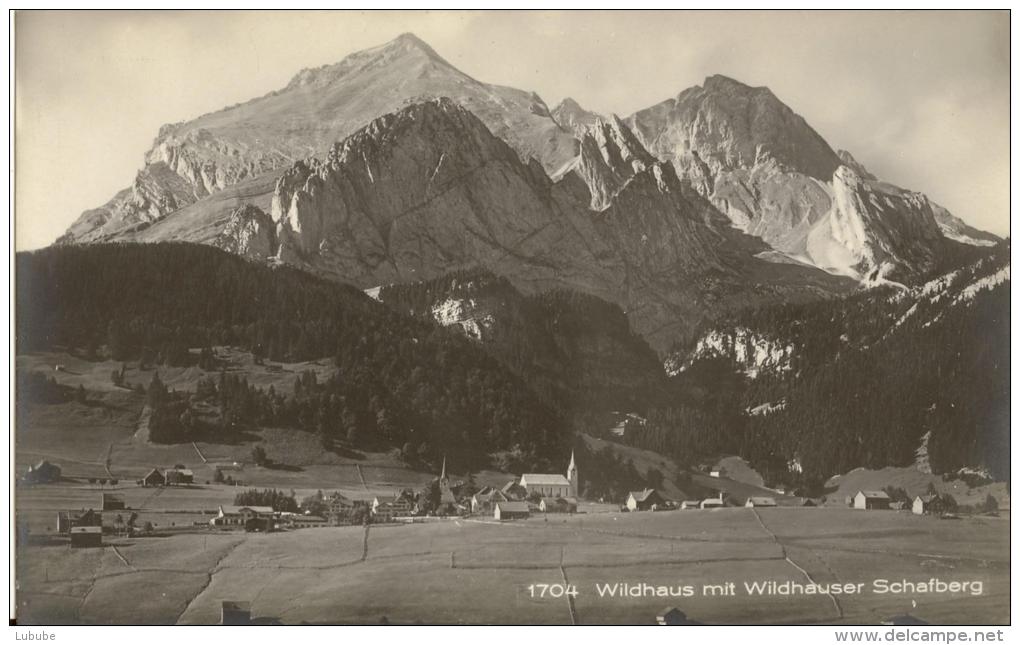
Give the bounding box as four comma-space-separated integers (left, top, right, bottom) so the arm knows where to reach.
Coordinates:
57, 509, 102, 534
211, 505, 275, 527
140, 468, 164, 487
70, 526, 103, 548
494, 501, 530, 520
853, 490, 892, 510
626, 489, 664, 511
700, 495, 725, 509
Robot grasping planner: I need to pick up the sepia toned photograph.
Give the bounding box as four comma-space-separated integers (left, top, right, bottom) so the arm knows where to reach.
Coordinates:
10, 9, 1010, 628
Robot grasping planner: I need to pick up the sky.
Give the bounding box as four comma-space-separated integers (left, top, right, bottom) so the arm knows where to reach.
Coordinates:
15, 10, 1010, 249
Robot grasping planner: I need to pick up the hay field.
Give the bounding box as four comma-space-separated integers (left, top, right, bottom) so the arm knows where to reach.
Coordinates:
15, 507, 1008, 625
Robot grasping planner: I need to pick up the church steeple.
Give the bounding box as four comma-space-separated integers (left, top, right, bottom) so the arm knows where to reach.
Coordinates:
439, 456, 449, 492
567, 450, 578, 498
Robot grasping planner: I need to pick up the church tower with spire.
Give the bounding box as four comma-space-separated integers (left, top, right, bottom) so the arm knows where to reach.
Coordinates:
567, 450, 578, 498
439, 456, 450, 493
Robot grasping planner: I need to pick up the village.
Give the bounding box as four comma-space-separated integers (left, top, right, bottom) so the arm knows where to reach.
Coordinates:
24, 449, 986, 551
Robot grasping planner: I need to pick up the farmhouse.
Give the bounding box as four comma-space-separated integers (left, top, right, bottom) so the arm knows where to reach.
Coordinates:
372, 493, 414, 522
853, 490, 892, 510
140, 468, 164, 487
745, 496, 777, 508
539, 497, 577, 514
679, 500, 698, 510
626, 489, 665, 511
163, 468, 194, 486
24, 460, 61, 484
501, 480, 527, 500
101, 493, 126, 511
57, 509, 102, 534
210, 505, 275, 527
284, 514, 328, 529
519, 452, 578, 498
494, 501, 530, 521
70, 526, 103, 548
912, 495, 935, 515
700, 494, 725, 509
471, 487, 508, 513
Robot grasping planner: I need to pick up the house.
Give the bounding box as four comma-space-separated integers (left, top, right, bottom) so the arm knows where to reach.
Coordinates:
539, 497, 577, 514
853, 490, 891, 510
744, 496, 777, 508
210, 505, 275, 527
912, 495, 935, 515
70, 526, 103, 548
494, 501, 530, 520
140, 468, 164, 487
626, 489, 665, 511
280, 513, 328, 529
470, 487, 508, 514
372, 493, 414, 522
101, 493, 125, 511
24, 460, 61, 484
163, 468, 194, 486
679, 500, 698, 510
519, 452, 579, 498
221, 601, 252, 625
700, 493, 725, 509
709, 468, 725, 478
500, 480, 527, 501
57, 509, 102, 534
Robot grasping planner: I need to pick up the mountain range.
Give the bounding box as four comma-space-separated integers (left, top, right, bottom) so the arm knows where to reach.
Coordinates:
42, 33, 1008, 483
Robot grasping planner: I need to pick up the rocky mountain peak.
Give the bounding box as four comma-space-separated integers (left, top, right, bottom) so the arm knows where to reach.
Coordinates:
574, 115, 660, 210
551, 97, 601, 137
836, 149, 877, 180
286, 32, 457, 91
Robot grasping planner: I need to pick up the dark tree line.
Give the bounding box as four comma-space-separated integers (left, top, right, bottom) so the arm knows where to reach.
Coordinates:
16, 243, 568, 469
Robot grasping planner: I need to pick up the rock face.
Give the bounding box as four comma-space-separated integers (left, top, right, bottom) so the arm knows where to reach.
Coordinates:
214, 204, 276, 259
57, 35, 997, 348
574, 116, 657, 210
551, 97, 602, 138
627, 75, 995, 282
90, 98, 851, 350
61, 33, 577, 245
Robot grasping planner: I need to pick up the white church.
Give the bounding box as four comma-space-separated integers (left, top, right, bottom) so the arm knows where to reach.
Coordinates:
519, 452, 578, 498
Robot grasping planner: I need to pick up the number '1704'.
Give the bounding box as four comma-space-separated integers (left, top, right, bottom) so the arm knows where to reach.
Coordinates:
527, 584, 579, 598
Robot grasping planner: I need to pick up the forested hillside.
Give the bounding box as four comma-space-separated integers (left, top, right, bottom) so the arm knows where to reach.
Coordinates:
16, 243, 569, 469
625, 243, 1010, 489
379, 269, 670, 424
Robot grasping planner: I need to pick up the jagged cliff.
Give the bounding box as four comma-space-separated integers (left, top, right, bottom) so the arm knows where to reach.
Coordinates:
627, 75, 995, 282
60, 33, 577, 245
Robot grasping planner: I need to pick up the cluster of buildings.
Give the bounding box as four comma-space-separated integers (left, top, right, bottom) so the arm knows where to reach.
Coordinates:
139, 465, 194, 487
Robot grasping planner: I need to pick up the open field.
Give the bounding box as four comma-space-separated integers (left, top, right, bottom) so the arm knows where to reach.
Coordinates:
15, 350, 1010, 625
15, 507, 1008, 625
